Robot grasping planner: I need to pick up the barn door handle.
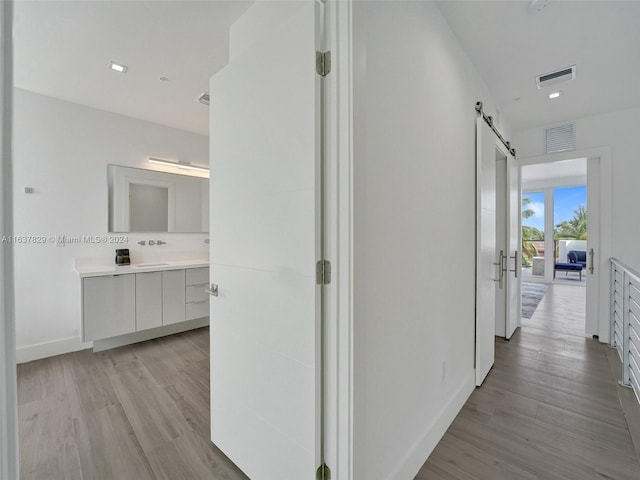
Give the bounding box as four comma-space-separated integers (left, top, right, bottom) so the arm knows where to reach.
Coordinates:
510, 250, 519, 278
493, 250, 505, 289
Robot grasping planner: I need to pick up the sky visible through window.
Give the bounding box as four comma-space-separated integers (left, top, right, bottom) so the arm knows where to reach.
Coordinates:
522, 186, 587, 232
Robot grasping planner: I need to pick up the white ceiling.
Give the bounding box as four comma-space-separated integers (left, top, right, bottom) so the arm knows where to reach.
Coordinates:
436, 1, 640, 132
13, 0, 253, 136
15, 1, 640, 137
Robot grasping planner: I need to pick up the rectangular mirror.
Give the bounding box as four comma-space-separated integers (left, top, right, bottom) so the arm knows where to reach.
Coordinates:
108, 165, 209, 233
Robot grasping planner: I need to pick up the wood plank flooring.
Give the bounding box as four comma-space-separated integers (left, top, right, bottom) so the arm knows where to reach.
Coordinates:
416, 284, 640, 480
17, 328, 248, 480
18, 283, 640, 479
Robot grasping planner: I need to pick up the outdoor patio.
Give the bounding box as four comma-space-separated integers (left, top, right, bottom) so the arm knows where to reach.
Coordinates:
521, 265, 586, 286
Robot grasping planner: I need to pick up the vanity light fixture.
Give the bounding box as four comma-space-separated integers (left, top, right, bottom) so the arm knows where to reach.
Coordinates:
549, 91, 561, 99
109, 61, 128, 73
148, 157, 209, 174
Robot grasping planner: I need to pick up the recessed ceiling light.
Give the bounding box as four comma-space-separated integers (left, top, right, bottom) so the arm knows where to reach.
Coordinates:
549, 91, 561, 99
109, 61, 128, 73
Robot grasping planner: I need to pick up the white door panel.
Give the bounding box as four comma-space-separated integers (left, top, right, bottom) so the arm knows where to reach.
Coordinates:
208, 2, 318, 479
212, 189, 315, 272
495, 157, 507, 338
506, 156, 521, 339
476, 118, 497, 386
212, 265, 316, 373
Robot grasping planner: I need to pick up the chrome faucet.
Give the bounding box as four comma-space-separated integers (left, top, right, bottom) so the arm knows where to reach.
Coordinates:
139, 240, 166, 246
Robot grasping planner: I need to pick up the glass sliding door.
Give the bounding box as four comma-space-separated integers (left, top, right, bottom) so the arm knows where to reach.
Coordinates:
522, 191, 545, 279
553, 186, 587, 283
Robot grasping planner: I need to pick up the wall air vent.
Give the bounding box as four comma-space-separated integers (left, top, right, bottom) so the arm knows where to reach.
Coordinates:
196, 92, 210, 106
536, 65, 576, 89
545, 122, 576, 154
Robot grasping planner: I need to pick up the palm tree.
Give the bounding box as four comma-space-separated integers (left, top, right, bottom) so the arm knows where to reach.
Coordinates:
522, 197, 535, 219
521, 197, 542, 266
554, 205, 587, 240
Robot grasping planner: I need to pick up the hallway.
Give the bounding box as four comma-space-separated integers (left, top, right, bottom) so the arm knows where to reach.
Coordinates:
417, 284, 640, 479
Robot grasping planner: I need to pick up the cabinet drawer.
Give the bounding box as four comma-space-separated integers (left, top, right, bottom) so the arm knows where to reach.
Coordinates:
186, 284, 208, 303
186, 300, 209, 321
186, 267, 209, 286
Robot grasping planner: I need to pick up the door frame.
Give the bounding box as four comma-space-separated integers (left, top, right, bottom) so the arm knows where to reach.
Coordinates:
1, 0, 19, 478
518, 146, 613, 341
324, 0, 354, 478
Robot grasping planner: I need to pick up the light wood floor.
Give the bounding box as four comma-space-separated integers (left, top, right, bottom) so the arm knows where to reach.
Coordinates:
18, 284, 640, 479
17, 328, 248, 480
416, 283, 640, 480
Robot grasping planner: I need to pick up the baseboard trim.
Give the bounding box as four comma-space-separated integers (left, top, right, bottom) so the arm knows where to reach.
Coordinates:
93, 317, 209, 352
16, 336, 91, 364
391, 373, 476, 480
16, 318, 210, 363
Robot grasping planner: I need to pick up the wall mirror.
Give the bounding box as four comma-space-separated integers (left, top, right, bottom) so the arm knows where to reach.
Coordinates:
108, 165, 209, 233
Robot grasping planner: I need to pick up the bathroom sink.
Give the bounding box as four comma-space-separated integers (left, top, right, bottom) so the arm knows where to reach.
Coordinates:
133, 262, 169, 268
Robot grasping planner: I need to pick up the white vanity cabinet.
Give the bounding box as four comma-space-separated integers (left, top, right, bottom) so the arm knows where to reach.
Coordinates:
136, 272, 163, 330
186, 267, 209, 321
83, 274, 136, 341
79, 262, 209, 344
162, 269, 186, 325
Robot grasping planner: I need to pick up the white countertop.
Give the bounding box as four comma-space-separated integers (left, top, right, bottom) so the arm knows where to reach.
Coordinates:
74, 258, 209, 278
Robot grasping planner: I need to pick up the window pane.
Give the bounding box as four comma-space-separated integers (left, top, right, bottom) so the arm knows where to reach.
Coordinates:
522, 192, 544, 276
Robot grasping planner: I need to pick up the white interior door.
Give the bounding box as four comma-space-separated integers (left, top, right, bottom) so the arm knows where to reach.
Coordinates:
476, 118, 497, 386
495, 151, 521, 340
586, 157, 601, 336
208, 3, 319, 479
506, 155, 521, 339
495, 155, 507, 338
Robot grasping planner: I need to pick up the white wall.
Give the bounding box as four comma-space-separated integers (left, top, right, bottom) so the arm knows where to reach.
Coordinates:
13, 88, 209, 362
515, 106, 640, 270
352, 2, 509, 478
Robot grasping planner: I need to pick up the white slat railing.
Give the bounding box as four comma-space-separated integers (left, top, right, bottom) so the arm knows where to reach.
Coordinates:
610, 258, 640, 404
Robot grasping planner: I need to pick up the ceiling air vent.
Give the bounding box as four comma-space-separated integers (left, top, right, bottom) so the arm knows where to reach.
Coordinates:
545, 122, 576, 154
536, 65, 576, 89
196, 92, 210, 106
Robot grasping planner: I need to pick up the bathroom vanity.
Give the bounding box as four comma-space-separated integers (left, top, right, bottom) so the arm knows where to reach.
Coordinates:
74, 259, 210, 347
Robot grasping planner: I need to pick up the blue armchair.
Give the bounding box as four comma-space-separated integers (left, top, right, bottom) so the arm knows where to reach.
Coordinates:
567, 250, 587, 268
